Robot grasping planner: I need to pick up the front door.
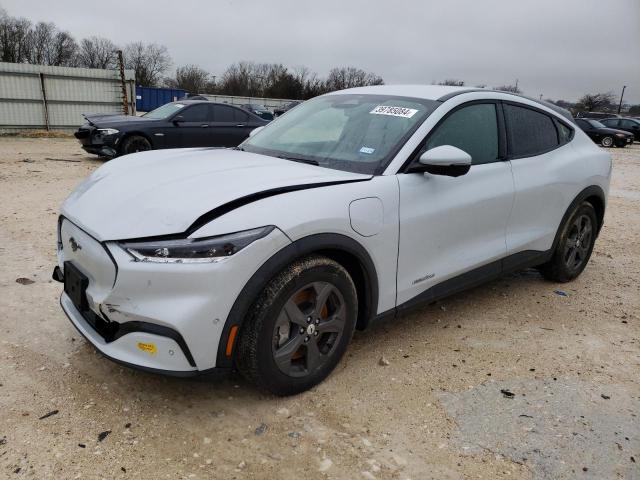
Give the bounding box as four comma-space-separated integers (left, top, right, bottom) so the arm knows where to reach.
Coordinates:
396, 102, 515, 306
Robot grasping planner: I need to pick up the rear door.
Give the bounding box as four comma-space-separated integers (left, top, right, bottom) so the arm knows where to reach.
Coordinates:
207, 105, 257, 147
504, 102, 578, 254
396, 102, 515, 306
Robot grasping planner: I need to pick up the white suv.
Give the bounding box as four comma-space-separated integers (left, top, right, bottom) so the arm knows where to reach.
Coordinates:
55, 85, 611, 395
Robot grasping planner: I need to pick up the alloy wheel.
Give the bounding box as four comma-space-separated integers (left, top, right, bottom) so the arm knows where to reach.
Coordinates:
272, 282, 346, 377
563, 214, 593, 271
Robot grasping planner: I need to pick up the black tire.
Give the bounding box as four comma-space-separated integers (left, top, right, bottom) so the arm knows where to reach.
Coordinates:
120, 135, 151, 156
235, 255, 358, 396
538, 202, 598, 282
600, 136, 613, 147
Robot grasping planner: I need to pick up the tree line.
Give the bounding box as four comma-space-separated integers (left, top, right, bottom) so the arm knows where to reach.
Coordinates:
434, 79, 638, 115
0, 7, 384, 99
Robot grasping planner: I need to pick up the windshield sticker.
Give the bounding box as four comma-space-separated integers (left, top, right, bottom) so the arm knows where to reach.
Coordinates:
359, 146, 376, 154
370, 105, 419, 118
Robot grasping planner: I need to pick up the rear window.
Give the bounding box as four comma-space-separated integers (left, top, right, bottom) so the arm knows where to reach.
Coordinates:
504, 104, 558, 157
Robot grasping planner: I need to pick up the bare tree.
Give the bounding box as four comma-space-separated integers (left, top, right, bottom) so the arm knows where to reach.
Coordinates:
76, 36, 117, 69
165, 64, 210, 93
494, 84, 522, 94
436, 79, 465, 86
0, 12, 32, 63
629, 105, 640, 116
26, 22, 77, 66
324, 66, 384, 91
124, 42, 171, 86
575, 92, 616, 112
49, 31, 78, 66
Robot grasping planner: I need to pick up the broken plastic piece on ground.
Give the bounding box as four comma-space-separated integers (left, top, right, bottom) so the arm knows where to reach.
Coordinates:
500, 389, 515, 398
15, 277, 35, 285
554, 290, 568, 297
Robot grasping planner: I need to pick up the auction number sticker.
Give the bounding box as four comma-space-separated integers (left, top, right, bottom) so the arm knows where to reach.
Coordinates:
370, 105, 419, 118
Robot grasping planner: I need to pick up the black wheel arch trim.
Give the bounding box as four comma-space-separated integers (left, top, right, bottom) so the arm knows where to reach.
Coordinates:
552, 185, 606, 249
215, 232, 379, 368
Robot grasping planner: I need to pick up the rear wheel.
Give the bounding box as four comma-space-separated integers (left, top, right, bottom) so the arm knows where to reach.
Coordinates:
600, 136, 613, 147
235, 255, 357, 396
120, 135, 151, 156
538, 202, 598, 282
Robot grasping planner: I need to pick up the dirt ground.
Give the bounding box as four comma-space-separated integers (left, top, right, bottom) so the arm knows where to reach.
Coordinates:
0, 138, 638, 480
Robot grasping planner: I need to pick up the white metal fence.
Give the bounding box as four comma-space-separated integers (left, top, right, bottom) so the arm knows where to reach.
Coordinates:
198, 94, 296, 111
0, 62, 136, 133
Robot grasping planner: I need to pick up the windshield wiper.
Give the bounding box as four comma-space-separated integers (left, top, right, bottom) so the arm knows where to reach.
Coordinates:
276, 154, 319, 166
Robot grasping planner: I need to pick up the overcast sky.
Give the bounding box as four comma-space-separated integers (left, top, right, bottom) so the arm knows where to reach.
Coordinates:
3, 0, 639, 103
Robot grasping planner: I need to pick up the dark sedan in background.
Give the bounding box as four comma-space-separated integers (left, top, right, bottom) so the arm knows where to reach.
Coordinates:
75, 101, 269, 158
600, 117, 640, 142
240, 104, 274, 121
574, 118, 633, 148
274, 100, 301, 117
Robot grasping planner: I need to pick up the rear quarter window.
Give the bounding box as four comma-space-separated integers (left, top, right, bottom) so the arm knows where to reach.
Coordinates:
504, 104, 559, 157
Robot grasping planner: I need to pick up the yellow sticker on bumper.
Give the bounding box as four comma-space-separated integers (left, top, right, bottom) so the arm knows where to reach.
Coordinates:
137, 342, 157, 355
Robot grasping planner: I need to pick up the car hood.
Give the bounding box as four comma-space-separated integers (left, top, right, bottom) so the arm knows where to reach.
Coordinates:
61, 148, 371, 241
82, 113, 157, 127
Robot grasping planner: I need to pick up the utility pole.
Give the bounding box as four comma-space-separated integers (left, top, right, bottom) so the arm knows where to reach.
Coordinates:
617, 85, 626, 114
515, 78, 519, 92
116, 50, 129, 115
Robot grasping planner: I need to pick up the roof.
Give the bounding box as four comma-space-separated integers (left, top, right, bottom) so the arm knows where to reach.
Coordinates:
332, 84, 469, 101
331, 84, 575, 122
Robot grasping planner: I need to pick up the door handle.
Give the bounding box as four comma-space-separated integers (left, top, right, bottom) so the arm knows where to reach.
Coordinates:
200, 124, 209, 128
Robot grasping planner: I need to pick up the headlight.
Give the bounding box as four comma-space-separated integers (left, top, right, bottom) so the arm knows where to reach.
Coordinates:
96, 128, 119, 135
121, 226, 275, 263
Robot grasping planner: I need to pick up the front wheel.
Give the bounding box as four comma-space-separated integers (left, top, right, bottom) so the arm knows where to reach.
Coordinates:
235, 255, 358, 396
538, 202, 598, 282
600, 136, 613, 147
120, 135, 151, 156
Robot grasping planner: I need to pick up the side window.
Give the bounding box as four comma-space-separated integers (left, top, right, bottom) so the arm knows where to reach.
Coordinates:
602, 119, 618, 127
213, 105, 235, 122
620, 119, 635, 128
180, 104, 208, 122
556, 121, 573, 144
233, 108, 249, 123
504, 104, 558, 157
424, 103, 499, 165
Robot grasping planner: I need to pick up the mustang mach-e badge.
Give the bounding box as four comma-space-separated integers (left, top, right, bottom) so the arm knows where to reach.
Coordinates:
412, 273, 435, 285
69, 237, 82, 252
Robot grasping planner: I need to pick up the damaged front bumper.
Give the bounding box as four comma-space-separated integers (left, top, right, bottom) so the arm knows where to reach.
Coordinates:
55, 217, 291, 375
75, 126, 120, 157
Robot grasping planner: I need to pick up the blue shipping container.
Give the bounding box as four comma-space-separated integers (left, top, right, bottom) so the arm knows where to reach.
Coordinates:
136, 86, 187, 112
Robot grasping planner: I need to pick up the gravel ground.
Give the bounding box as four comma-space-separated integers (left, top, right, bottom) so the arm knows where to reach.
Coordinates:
0, 138, 638, 479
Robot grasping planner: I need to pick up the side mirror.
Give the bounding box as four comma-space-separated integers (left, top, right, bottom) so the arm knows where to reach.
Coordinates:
409, 145, 472, 177
172, 115, 184, 125
249, 126, 264, 137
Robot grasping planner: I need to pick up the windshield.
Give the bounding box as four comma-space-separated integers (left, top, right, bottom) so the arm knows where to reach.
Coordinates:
240, 94, 438, 174
588, 120, 606, 128
143, 102, 186, 119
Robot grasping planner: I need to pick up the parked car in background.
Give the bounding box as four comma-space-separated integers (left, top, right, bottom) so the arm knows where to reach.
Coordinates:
575, 112, 618, 120
600, 117, 640, 142
74, 101, 269, 158
274, 101, 301, 117
241, 104, 274, 121
574, 118, 633, 147
57, 85, 610, 395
